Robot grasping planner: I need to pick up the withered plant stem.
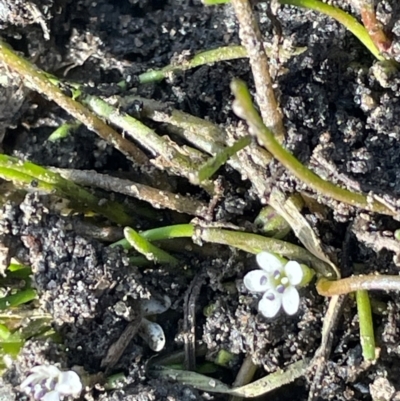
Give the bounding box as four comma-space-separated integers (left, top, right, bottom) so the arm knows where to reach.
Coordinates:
231, 0, 285, 143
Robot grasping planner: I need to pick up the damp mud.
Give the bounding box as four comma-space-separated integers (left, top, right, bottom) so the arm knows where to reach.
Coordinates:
1, 1, 400, 400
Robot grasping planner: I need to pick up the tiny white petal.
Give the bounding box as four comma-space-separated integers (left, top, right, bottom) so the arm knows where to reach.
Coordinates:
21, 365, 60, 391
243, 270, 271, 292
42, 390, 61, 401
282, 286, 300, 315
138, 318, 166, 352
258, 289, 282, 318
20, 374, 41, 391
33, 383, 45, 399
31, 365, 61, 377
55, 371, 82, 395
256, 252, 284, 274
284, 261, 303, 286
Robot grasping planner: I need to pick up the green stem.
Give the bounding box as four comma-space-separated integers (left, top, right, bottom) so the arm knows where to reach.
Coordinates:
129, 256, 153, 267
279, 0, 384, 61
137, 42, 304, 85
150, 359, 308, 397
138, 46, 247, 84
113, 223, 333, 277
3, 267, 32, 280
356, 290, 376, 361
196, 136, 252, 182
82, 95, 213, 193
104, 372, 128, 390
196, 226, 332, 277
0, 324, 10, 340
0, 289, 37, 310
0, 154, 134, 225
47, 122, 81, 142
118, 95, 273, 199
111, 224, 195, 249
317, 275, 400, 296
124, 227, 179, 265
202, 0, 230, 4
0, 40, 148, 165
202, 0, 386, 60
51, 167, 208, 218
230, 79, 393, 216
230, 356, 258, 401
141, 224, 196, 241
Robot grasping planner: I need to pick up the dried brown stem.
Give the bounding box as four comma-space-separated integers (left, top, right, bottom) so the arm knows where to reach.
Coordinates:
359, 0, 392, 53
231, 0, 285, 142
51, 168, 209, 218
101, 319, 142, 373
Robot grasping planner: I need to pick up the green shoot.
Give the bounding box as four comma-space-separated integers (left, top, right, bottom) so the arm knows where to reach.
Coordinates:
47, 122, 81, 142
0, 154, 134, 225
356, 290, 376, 361
280, 0, 385, 61
203, 0, 389, 61
195, 136, 251, 182
138, 46, 247, 84
202, 0, 230, 4
0, 289, 37, 310
149, 359, 308, 397
112, 223, 334, 278
123, 227, 179, 265
230, 78, 394, 216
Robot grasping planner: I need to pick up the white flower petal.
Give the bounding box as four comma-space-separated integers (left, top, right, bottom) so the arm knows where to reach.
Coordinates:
284, 261, 303, 286
243, 270, 272, 292
33, 383, 46, 399
282, 286, 300, 315
55, 371, 82, 395
31, 365, 61, 377
138, 318, 166, 352
42, 390, 61, 401
20, 374, 41, 391
256, 252, 284, 274
20, 365, 60, 392
258, 289, 282, 318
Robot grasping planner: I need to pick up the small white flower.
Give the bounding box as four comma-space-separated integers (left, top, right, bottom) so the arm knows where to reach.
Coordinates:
20, 365, 82, 401
243, 251, 304, 318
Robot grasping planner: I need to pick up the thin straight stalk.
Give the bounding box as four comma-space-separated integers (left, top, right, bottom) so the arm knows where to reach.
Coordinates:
83, 95, 213, 193
231, 0, 285, 142
138, 46, 247, 84
51, 168, 209, 218
317, 275, 400, 296
356, 290, 376, 361
358, 0, 391, 53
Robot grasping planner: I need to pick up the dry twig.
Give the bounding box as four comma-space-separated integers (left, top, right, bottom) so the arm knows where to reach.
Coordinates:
231, 0, 285, 142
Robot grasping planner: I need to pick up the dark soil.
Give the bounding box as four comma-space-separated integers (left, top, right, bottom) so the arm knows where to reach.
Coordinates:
1, 0, 400, 400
